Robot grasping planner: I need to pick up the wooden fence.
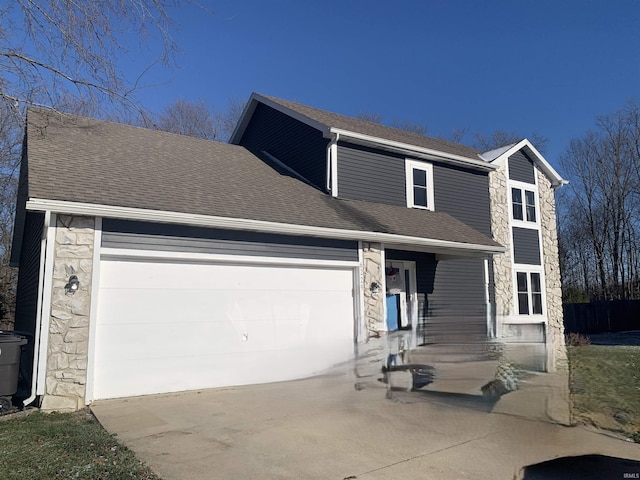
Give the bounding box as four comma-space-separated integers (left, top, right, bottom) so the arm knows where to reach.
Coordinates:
563, 300, 640, 334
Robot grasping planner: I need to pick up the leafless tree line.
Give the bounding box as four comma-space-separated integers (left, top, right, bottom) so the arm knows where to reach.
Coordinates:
558, 101, 640, 302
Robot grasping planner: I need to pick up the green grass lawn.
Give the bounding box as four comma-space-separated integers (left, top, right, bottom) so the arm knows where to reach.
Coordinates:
568, 344, 640, 438
0, 410, 161, 480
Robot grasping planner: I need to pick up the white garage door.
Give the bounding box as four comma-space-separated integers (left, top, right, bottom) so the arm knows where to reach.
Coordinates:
92, 258, 355, 400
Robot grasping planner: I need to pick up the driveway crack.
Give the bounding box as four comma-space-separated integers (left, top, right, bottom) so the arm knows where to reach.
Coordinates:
343, 430, 498, 479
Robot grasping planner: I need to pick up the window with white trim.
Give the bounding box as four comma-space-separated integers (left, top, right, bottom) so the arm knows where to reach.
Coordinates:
516, 271, 543, 315
405, 160, 434, 211
511, 187, 536, 222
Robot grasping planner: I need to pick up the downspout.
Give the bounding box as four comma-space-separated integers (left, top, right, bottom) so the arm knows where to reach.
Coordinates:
484, 257, 495, 339
23, 210, 51, 407
326, 133, 340, 195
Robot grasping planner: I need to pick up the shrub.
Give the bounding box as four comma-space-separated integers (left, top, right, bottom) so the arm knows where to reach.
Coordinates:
566, 332, 591, 347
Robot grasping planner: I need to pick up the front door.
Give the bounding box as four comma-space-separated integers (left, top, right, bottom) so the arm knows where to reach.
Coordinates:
384, 260, 417, 336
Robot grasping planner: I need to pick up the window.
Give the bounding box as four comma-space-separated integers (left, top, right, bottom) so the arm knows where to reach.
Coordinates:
405, 160, 434, 210
511, 187, 536, 223
516, 271, 543, 315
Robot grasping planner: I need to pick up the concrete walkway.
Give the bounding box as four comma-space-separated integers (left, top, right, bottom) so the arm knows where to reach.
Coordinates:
91, 366, 640, 480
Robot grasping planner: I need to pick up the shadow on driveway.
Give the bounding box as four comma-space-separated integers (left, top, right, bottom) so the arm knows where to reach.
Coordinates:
518, 454, 640, 479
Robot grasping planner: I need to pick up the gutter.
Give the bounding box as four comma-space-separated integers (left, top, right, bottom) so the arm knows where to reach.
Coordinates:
25, 198, 505, 255
328, 128, 497, 172
326, 132, 340, 195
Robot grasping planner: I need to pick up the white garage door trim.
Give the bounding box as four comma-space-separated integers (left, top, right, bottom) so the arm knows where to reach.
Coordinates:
86, 247, 360, 403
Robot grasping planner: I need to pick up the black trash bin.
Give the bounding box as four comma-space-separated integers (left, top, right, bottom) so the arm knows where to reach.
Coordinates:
0, 332, 28, 412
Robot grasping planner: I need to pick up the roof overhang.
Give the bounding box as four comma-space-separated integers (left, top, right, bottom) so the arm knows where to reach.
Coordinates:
231, 93, 496, 173
26, 199, 505, 257
328, 128, 496, 172
482, 139, 567, 189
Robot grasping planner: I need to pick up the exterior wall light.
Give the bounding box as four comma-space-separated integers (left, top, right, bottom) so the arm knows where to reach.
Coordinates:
65, 275, 80, 295
370, 281, 381, 295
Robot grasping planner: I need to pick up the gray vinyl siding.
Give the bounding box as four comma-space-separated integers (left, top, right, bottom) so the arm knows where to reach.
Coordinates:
427, 257, 487, 341
513, 227, 541, 265
237, 103, 329, 190
336, 143, 492, 237
433, 164, 491, 236
336, 143, 406, 206
508, 150, 536, 184
102, 219, 358, 262
13, 211, 44, 397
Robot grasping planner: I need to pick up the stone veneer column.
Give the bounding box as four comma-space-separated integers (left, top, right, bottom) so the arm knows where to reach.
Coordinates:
488, 164, 513, 325
41, 215, 95, 411
537, 170, 566, 372
361, 242, 384, 338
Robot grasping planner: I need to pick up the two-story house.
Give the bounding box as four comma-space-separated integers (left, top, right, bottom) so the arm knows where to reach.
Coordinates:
11, 93, 565, 410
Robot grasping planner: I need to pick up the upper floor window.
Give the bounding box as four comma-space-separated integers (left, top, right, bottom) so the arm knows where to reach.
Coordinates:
516, 271, 543, 315
512, 187, 536, 222
405, 160, 434, 211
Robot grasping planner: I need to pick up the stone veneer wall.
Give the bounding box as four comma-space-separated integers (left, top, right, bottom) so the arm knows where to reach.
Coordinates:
488, 164, 514, 324
488, 160, 566, 372
361, 242, 384, 338
537, 169, 566, 371
41, 215, 95, 411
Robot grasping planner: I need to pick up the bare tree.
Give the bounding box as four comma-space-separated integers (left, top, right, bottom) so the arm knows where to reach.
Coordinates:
559, 100, 640, 301
156, 99, 218, 141
155, 98, 246, 142
215, 97, 246, 142
355, 112, 384, 124
390, 119, 428, 136
0, 99, 23, 328
0, 0, 189, 116
472, 130, 549, 154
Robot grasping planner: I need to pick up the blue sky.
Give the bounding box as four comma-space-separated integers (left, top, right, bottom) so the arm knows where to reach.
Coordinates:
126, 0, 640, 170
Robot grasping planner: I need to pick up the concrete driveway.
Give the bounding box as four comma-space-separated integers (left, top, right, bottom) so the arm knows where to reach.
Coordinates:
91, 366, 640, 480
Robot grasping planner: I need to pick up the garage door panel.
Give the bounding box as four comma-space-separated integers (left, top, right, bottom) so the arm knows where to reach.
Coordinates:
99, 260, 353, 292
94, 259, 356, 399
94, 342, 354, 400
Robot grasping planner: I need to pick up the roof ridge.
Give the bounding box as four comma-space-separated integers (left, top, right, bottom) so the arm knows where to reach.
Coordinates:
260, 94, 481, 158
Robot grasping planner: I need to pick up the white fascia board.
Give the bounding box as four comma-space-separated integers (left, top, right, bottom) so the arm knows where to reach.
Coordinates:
26, 199, 505, 255
329, 128, 497, 172
488, 139, 566, 188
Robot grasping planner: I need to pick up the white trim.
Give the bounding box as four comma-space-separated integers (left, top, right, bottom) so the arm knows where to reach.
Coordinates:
330, 135, 339, 197
26, 199, 505, 255
512, 264, 547, 322
484, 138, 566, 188
36, 213, 57, 396
380, 245, 387, 329
330, 128, 495, 171
484, 258, 494, 339
509, 182, 541, 230
405, 159, 435, 211
357, 241, 366, 343
84, 217, 102, 405
100, 247, 360, 268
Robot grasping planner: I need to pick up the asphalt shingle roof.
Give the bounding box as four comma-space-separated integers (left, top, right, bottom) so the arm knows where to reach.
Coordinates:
260, 95, 483, 161
24, 108, 500, 249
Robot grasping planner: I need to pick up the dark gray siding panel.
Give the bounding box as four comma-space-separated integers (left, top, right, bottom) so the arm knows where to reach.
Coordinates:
513, 227, 541, 265
102, 219, 358, 262
427, 257, 487, 342
14, 211, 44, 397
337, 143, 406, 206
508, 150, 536, 184
238, 103, 329, 190
433, 164, 491, 236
